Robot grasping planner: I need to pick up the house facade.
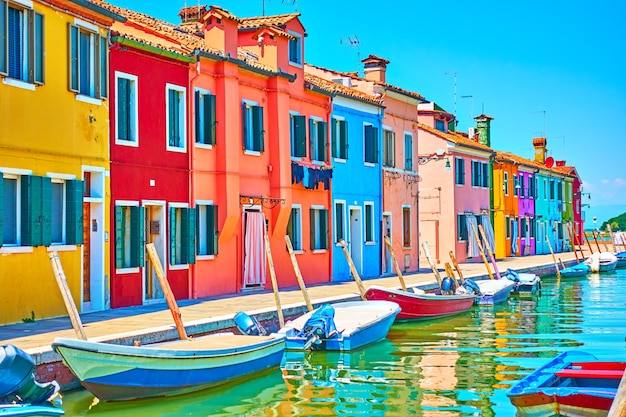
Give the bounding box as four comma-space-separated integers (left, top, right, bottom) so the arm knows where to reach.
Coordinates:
0, 0, 122, 324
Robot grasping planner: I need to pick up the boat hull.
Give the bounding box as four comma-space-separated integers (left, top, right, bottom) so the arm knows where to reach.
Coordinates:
615, 251, 626, 268
510, 273, 542, 295
507, 351, 625, 417
560, 263, 590, 277
475, 279, 516, 305
52, 333, 286, 401
364, 286, 475, 320
278, 301, 400, 351
0, 404, 64, 416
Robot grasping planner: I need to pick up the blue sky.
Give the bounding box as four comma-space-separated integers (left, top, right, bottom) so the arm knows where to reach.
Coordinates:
108, 0, 626, 224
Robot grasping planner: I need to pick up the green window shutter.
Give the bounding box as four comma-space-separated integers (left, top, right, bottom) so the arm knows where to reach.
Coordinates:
321, 209, 329, 249
309, 118, 315, 160
0, 0, 7, 76
295, 115, 306, 157
319, 121, 328, 163
33, 12, 44, 85
206, 93, 216, 145
335, 204, 343, 241
168, 89, 179, 147
68, 24, 78, 92
242, 103, 247, 150
194, 91, 201, 143
331, 119, 337, 158
40, 177, 51, 246
20, 176, 34, 246
130, 206, 144, 268
98, 35, 107, 99
207, 204, 219, 255
117, 77, 130, 140
169, 206, 177, 265
65, 180, 83, 245
309, 208, 316, 250
252, 105, 264, 152
182, 208, 196, 265
340, 120, 348, 159
114, 206, 124, 268
0, 176, 3, 247
372, 127, 379, 163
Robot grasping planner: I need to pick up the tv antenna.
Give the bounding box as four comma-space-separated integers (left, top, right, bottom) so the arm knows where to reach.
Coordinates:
460, 95, 473, 127
282, 0, 298, 11
531, 110, 546, 137
340, 35, 361, 72
445, 71, 457, 120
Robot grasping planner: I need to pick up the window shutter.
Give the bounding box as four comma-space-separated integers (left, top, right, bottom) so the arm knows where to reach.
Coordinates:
98, 35, 107, 99
0, 176, 3, 247
181, 208, 196, 265
117, 77, 130, 140
372, 126, 379, 163
65, 180, 83, 245
0, 0, 7, 76
364, 125, 373, 162
40, 177, 52, 246
168, 89, 179, 147
206, 93, 216, 145
241, 103, 247, 150
33, 12, 44, 84
309, 208, 315, 250
482, 163, 489, 187
295, 115, 306, 157
331, 119, 337, 158
308, 118, 315, 160
194, 91, 201, 143
319, 121, 328, 163
320, 209, 328, 249
252, 105, 264, 152
68, 24, 78, 92
169, 206, 176, 265
340, 120, 348, 159
21, 176, 39, 246
114, 206, 124, 268
335, 204, 343, 241
130, 206, 144, 268
213, 205, 219, 255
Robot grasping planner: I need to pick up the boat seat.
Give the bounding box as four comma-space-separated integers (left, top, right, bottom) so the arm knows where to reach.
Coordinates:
555, 369, 624, 379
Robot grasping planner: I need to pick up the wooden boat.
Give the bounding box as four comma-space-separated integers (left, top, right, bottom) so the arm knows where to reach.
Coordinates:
560, 262, 591, 277
0, 404, 64, 416
503, 269, 542, 295
277, 301, 400, 351
585, 252, 618, 273
615, 251, 626, 268
364, 285, 475, 321
52, 333, 286, 401
473, 278, 516, 305
507, 350, 626, 417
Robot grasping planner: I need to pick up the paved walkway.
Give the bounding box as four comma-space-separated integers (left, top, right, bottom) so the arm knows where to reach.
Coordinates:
0, 250, 585, 356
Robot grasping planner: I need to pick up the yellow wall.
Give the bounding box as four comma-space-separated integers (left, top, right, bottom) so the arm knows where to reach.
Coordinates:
0, 2, 111, 324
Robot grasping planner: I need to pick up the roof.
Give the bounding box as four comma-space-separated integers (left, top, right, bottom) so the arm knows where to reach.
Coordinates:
494, 151, 577, 178
238, 13, 301, 30
418, 123, 493, 153
206, 5, 243, 23
303, 73, 384, 106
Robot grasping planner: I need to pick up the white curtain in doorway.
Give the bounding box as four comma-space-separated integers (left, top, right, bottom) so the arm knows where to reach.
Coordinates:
243, 212, 267, 286
480, 215, 496, 254
466, 215, 480, 258
511, 219, 519, 254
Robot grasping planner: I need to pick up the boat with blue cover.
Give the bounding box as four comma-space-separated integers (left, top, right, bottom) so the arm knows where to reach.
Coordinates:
503, 269, 542, 295
560, 262, 591, 277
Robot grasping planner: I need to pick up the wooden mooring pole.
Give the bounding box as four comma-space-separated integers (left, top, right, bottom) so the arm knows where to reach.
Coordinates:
49, 252, 87, 341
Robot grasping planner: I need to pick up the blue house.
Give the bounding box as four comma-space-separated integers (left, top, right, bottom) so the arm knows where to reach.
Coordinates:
304, 71, 385, 281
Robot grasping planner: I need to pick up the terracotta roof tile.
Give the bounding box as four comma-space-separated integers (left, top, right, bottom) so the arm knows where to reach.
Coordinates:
238, 13, 300, 29
303, 73, 384, 105
207, 5, 243, 23
494, 151, 575, 177
418, 123, 493, 153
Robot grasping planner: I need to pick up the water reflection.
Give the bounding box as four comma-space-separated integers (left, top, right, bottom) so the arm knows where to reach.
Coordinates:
61, 270, 626, 417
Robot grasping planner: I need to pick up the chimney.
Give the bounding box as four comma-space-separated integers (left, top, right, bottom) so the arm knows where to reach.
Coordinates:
179, 5, 207, 24
474, 114, 494, 147
532, 137, 547, 164
361, 54, 389, 83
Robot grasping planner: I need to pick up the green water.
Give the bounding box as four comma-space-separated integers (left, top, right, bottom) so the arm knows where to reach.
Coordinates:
61, 270, 626, 416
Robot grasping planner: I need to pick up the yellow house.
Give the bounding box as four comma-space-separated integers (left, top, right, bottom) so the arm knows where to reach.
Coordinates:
0, 0, 123, 325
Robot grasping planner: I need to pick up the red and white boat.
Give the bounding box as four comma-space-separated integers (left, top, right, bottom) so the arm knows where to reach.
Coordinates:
507, 351, 626, 417
364, 285, 476, 321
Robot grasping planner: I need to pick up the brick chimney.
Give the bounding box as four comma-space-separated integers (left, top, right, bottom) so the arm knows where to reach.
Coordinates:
362, 55, 389, 83
532, 137, 547, 164
474, 114, 493, 147
179, 5, 207, 24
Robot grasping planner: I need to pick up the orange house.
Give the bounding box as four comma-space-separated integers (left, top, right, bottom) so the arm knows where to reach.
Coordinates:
493, 152, 520, 258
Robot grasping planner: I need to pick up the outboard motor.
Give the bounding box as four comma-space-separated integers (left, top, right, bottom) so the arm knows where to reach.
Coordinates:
234, 312, 267, 336
462, 278, 482, 296
297, 304, 339, 351
0, 344, 59, 405
506, 268, 520, 282
441, 276, 457, 295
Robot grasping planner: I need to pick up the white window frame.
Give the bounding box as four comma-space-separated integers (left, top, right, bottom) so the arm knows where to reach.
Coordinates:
114, 71, 139, 147
310, 204, 327, 253
0, 173, 26, 252
382, 126, 395, 168
288, 204, 303, 253
165, 83, 187, 153
242, 99, 261, 156
403, 132, 413, 171
364, 201, 375, 244
72, 18, 103, 105
331, 115, 346, 163
363, 122, 375, 167
195, 87, 214, 149
168, 202, 190, 270
504, 171, 509, 196
196, 199, 215, 260
115, 200, 140, 274
288, 30, 303, 67
334, 200, 346, 245
310, 115, 324, 164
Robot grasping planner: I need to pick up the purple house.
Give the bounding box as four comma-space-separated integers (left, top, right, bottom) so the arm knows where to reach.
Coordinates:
517, 165, 537, 256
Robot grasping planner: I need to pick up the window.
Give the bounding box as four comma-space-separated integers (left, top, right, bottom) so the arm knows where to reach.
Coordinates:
364, 202, 375, 243
331, 118, 348, 160
287, 206, 302, 250
114, 204, 144, 269
404, 133, 413, 170
169, 206, 196, 266
455, 157, 465, 185
482, 162, 489, 187
364, 124, 378, 164
506, 215, 510, 238
549, 180, 555, 200
69, 21, 107, 99
382, 129, 395, 167
290, 113, 306, 157
503, 172, 509, 195
544, 179, 547, 199
309, 118, 328, 162
1, 175, 18, 246
530, 217, 536, 238
435, 119, 445, 132
334, 201, 345, 243
0, 1, 44, 85
195, 90, 216, 146
166, 84, 186, 151
242, 101, 264, 153
513, 174, 519, 196
529, 177, 536, 198
288, 31, 302, 66
457, 214, 467, 241
115, 72, 138, 144
197, 203, 218, 256
557, 182, 563, 201
402, 206, 411, 247
310, 207, 328, 250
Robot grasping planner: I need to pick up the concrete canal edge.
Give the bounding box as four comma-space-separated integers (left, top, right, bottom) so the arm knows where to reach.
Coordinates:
30, 261, 571, 392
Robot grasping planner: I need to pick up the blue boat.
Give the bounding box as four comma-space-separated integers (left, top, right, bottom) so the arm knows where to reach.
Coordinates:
0, 404, 64, 416
560, 262, 591, 277
278, 301, 400, 351
615, 251, 626, 268
473, 279, 516, 305
52, 333, 286, 401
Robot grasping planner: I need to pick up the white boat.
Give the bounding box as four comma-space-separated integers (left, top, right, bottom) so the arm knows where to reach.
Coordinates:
278, 301, 400, 351
584, 252, 618, 273
468, 278, 516, 305
503, 269, 542, 295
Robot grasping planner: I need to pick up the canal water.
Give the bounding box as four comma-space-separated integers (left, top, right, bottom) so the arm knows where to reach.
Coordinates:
61, 269, 626, 416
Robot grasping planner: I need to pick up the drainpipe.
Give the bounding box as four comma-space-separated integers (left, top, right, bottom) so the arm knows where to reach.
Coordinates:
188, 57, 202, 299
326, 96, 333, 283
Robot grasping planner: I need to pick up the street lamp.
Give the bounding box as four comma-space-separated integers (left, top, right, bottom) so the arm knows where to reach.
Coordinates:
417, 148, 451, 170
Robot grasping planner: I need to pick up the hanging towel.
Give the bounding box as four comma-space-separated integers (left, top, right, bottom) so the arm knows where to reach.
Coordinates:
466, 215, 480, 258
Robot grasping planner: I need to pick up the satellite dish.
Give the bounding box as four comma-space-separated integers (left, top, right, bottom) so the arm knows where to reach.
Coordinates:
545, 156, 554, 168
